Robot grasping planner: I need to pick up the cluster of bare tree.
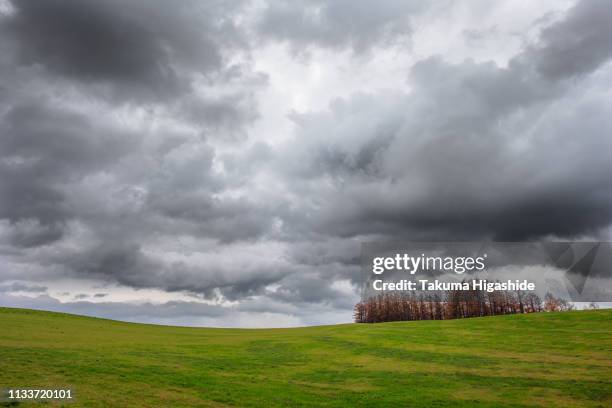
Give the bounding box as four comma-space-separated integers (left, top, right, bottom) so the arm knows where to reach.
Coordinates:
354, 287, 574, 323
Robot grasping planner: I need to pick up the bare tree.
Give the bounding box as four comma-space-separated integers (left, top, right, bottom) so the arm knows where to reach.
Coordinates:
354, 282, 579, 323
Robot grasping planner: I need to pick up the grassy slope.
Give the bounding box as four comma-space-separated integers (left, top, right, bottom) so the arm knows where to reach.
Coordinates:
0, 308, 610, 407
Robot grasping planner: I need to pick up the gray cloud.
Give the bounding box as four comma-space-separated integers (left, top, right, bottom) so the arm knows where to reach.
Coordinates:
50, 240, 293, 302
0, 282, 47, 293
530, 0, 612, 79
257, 0, 425, 53
274, 1, 612, 242
2, 0, 246, 101
0, 101, 137, 246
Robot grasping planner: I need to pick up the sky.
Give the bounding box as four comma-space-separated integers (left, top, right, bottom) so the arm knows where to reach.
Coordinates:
1, 0, 612, 327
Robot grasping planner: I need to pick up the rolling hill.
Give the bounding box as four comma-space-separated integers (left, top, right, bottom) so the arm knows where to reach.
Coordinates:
1, 307, 610, 407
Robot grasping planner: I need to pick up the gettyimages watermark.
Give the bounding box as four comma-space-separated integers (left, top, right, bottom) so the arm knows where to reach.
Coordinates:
361, 242, 612, 302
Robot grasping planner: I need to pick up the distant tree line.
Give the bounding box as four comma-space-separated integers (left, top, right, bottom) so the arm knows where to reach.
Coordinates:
354, 285, 575, 323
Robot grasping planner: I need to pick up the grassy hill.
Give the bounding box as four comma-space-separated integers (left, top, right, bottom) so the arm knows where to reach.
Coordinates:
0, 308, 610, 407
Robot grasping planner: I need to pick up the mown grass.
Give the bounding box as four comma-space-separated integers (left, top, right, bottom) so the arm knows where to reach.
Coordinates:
0, 307, 610, 407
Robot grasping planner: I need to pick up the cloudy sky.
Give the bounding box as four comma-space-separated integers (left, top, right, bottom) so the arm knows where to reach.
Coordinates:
1, 0, 611, 327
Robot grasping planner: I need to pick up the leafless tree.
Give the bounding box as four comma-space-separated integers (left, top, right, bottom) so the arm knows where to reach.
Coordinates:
355, 283, 575, 323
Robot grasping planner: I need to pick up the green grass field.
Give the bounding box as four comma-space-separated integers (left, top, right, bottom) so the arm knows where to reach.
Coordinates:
0, 308, 610, 407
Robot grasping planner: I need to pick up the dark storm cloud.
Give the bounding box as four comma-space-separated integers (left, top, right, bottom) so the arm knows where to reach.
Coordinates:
0, 101, 137, 246
530, 0, 612, 79
268, 271, 357, 308
148, 193, 280, 243
287, 238, 361, 268
54, 241, 292, 301
1, 102, 134, 175
178, 92, 263, 137
257, 0, 424, 53
275, 0, 612, 241
3, 0, 245, 100
0, 0, 266, 251
4, 220, 65, 248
